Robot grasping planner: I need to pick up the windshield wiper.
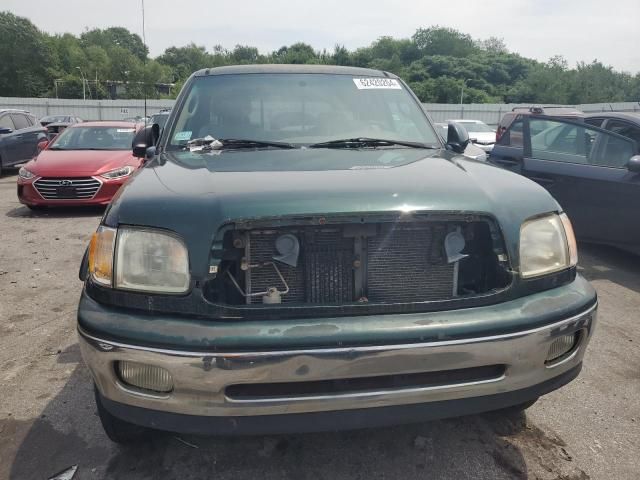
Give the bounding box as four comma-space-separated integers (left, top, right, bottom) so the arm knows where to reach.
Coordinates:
185, 137, 295, 151
308, 137, 434, 149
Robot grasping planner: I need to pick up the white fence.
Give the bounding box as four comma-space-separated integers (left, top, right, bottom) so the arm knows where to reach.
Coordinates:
0, 97, 174, 121
2, 97, 639, 124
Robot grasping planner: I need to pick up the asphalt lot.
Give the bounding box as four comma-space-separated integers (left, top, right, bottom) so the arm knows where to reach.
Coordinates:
0, 169, 638, 480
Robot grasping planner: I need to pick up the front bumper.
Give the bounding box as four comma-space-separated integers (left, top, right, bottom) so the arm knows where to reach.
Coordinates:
79, 294, 597, 433
17, 176, 125, 207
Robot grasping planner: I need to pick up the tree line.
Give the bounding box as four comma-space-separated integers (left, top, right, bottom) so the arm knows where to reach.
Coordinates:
1, 11, 639, 104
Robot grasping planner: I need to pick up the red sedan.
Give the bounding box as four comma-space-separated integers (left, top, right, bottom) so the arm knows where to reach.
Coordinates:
17, 122, 144, 209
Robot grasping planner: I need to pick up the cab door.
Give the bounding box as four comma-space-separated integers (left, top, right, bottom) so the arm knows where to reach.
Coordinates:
489, 116, 526, 174
521, 116, 640, 250
0, 114, 20, 167
10, 113, 40, 162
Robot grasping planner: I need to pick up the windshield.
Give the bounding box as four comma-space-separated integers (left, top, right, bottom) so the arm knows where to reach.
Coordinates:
167, 73, 439, 149
456, 122, 494, 133
49, 126, 137, 150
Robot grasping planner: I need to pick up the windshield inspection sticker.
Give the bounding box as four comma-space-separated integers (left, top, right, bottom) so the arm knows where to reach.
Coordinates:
353, 78, 402, 90
174, 130, 192, 142
116, 128, 135, 133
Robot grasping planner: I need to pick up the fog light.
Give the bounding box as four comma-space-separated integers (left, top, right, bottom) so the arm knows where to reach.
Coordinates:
546, 333, 579, 363
117, 361, 173, 393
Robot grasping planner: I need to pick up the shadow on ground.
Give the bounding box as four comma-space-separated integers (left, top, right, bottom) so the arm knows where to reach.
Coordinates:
578, 242, 640, 294
4, 357, 537, 480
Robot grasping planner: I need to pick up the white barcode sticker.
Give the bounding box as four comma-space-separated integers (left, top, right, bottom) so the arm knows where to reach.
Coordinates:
353, 78, 402, 90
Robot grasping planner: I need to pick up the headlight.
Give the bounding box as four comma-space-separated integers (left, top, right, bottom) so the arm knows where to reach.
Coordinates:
100, 166, 134, 179
88, 226, 116, 286
87, 226, 190, 293
519, 213, 578, 278
115, 228, 190, 293
18, 167, 35, 180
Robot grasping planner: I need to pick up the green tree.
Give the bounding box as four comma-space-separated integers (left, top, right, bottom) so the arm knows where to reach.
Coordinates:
157, 43, 215, 80
80, 27, 148, 61
272, 43, 317, 64
0, 12, 53, 96
412, 26, 477, 57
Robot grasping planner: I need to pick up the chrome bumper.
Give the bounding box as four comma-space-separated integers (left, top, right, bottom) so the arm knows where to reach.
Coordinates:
79, 303, 596, 418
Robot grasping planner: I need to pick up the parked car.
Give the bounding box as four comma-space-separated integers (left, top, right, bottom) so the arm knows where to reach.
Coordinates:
434, 122, 487, 160
150, 109, 171, 129
40, 115, 83, 127
0, 109, 48, 175
123, 116, 150, 124
496, 106, 584, 143
17, 121, 144, 209
45, 121, 73, 140
77, 65, 596, 443
447, 119, 496, 152
490, 113, 640, 254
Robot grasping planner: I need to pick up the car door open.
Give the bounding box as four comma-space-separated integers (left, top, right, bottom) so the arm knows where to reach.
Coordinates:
522, 116, 639, 252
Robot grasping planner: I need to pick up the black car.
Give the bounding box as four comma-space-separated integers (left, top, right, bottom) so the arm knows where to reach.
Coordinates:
490, 113, 640, 254
39, 114, 83, 127
496, 106, 584, 143
0, 109, 48, 175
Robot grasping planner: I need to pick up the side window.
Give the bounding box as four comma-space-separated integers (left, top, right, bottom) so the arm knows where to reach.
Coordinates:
0, 115, 15, 130
10, 114, 30, 130
595, 134, 636, 168
605, 120, 640, 145
529, 118, 634, 168
499, 119, 523, 147
585, 117, 604, 128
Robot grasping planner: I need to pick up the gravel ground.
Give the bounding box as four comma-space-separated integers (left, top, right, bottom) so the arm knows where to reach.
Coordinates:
0, 169, 638, 480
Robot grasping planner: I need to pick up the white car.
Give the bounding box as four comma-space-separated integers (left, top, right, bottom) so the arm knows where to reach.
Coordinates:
434, 122, 487, 161
447, 119, 496, 152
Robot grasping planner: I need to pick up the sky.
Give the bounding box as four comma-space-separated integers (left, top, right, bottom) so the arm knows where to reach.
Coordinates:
4, 0, 639, 72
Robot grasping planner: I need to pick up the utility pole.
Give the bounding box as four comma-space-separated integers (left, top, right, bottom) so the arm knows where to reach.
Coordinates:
76, 67, 87, 100
460, 79, 472, 105
142, 0, 148, 121
459, 78, 472, 118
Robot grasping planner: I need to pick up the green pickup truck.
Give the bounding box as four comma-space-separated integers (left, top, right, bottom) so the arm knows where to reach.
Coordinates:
77, 65, 597, 443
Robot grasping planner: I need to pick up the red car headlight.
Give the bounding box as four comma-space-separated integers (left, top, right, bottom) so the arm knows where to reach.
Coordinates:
100, 166, 134, 179
18, 167, 35, 180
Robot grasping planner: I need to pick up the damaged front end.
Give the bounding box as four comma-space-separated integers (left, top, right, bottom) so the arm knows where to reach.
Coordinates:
202, 212, 513, 318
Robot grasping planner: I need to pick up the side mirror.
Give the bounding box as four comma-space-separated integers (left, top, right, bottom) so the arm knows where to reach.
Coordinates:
628, 155, 640, 173
132, 124, 160, 158
0, 127, 13, 135
37, 138, 49, 153
446, 123, 470, 154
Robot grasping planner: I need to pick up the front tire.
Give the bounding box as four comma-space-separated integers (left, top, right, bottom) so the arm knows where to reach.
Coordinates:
94, 386, 150, 444
27, 204, 47, 211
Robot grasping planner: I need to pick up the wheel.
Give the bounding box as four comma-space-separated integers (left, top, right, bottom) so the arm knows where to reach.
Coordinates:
94, 385, 150, 444
27, 204, 47, 211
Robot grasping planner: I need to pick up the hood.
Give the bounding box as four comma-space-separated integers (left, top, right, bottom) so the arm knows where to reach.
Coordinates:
468, 132, 496, 144
27, 149, 138, 176
105, 148, 559, 277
